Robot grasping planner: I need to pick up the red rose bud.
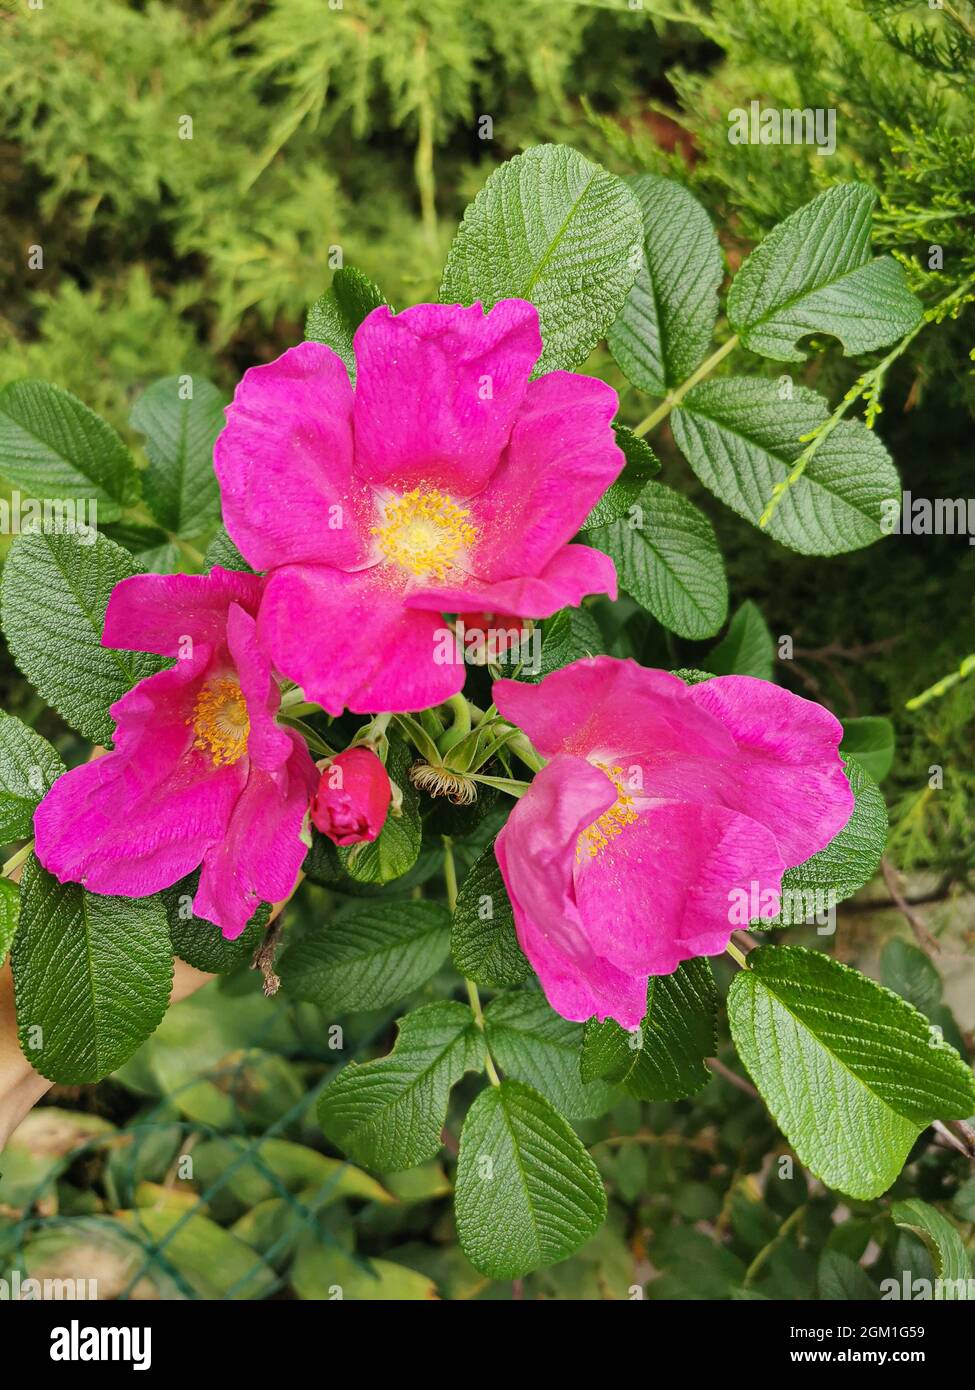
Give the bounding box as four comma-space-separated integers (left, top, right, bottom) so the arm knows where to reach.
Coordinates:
311, 747, 392, 846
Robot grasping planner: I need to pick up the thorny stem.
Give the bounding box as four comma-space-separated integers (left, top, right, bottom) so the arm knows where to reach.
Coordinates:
632, 334, 740, 437
444, 836, 501, 1087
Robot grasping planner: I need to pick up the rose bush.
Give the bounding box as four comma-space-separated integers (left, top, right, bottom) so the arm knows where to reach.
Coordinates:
2, 143, 972, 1286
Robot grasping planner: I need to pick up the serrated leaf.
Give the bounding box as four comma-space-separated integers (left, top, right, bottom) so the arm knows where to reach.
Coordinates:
11, 857, 173, 1084
0, 379, 138, 520
0, 712, 65, 841
880, 939, 943, 1018
841, 715, 895, 783
0, 530, 163, 745
484, 991, 618, 1119
130, 375, 227, 538
590, 478, 727, 639
164, 870, 269, 974
672, 378, 900, 555
759, 756, 887, 927
279, 901, 450, 1013
728, 945, 975, 1199
440, 143, 642, 374
451, 845, 531, 988
608, 174, 723, 394
318, 1000, 482, 1171
582, 425, 660, 530
581, 959, 717, 1100
455, 1078, 606, 1278
339, 737, 420, 884
305, 267, 387, 386
531, 606, 605, 681
0, 878, 19, 968
707, 599, 774, 680
891, 1199, 972, 1296
204, 525, 253, 573
727, 183, 922, 361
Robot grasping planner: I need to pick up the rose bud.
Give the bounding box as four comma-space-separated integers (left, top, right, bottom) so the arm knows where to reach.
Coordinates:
311, 747, 392, 846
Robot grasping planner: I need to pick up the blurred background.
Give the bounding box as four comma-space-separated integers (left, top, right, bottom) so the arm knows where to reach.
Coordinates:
1, 0, 973, 1299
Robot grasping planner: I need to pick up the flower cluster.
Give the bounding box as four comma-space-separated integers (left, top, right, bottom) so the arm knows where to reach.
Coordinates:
33, 298, 853, 1022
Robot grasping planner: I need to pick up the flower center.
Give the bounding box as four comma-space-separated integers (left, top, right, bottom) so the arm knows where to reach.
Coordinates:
575, 762, 640, 863
372, 488, 476, 580
191, 677, 250, 767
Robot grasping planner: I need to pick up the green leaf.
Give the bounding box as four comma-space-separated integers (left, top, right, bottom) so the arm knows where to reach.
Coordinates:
672, 378, 900, 555
318, 1000, 482, 1171
841, 715, 895, 783
130, 375, 228, 538
279, 901, 450, 1013
590, 478, 727, 639
728, 945, 975, 1199
580, 960, 717, 1100
0, 379, 138, 520
760, 756, 887, 927
305, 267, 387, 386
707, 599, 774, 680
582, 426, 660, 530
339, 736, 420, 884
484, 991, 619, 1119
119, 1202, 276, 1300
440, 143, 642, 374
292, 1243, 437, 1301
11, 857, 173, 1084
881, 939, 943, 1019
0, 878, 19, 968
0, 530, 163, 746
818, 1249, 878, 1300
451, 844, 531, 988
454, 1078, 606, 1278
102, 520, 188, 575
608, 174, 723, 394
204, 525, 253, 573
532, 606, 605, 681
164, 870, 269, 974
0, 712, 65, 842
891, 1199, 972, 1296
727, 183, 922, 361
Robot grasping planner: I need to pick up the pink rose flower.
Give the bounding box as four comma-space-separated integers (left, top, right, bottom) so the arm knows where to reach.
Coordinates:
214, 299, 623, 715
33, 568, 318, 939
311, 747, 392, 846
492, 658, 855, 1027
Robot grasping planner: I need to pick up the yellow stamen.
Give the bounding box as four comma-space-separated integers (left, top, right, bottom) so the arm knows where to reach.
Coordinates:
372, 488, 476, 580
576, 763, 640, 863
190, 677, 250, 767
